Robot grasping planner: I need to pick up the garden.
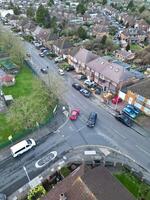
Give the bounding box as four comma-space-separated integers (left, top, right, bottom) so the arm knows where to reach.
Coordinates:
0, 64, 57, 149
115, 171, 150, 200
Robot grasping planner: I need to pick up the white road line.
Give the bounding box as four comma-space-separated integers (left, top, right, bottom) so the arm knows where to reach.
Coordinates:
35, 151, 57, 168
136, 145, 150, 157
112, 129, 127, 139
75, 125, 86, 133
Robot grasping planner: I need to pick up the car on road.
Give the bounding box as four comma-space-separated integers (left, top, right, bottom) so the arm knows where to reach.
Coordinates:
41, 68, 48, 74
84, 79, 95, 87
72, 83, 82, 91
0, 193, 6, 200
80, 88, 91, 98
123, 107, 137, 119
87, 112, 97, 127
115, 113, 133, 127
111, 96, 122, 104
10, 139, 36, 158
69, 109, 80, 120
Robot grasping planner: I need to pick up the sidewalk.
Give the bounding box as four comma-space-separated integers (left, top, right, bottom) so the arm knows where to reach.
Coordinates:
92, 95, 150, 137
0, 104, 67, 162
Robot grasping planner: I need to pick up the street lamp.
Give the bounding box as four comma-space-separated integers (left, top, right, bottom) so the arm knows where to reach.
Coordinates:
23, 165, 31, 183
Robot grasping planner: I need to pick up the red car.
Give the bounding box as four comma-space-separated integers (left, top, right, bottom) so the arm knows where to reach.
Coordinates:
112, 96, 122, 104
69, 109, 80, 120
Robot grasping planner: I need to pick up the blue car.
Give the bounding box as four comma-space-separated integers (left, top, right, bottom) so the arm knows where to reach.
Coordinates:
126, 104, 141, 115
123, 107, 137, 119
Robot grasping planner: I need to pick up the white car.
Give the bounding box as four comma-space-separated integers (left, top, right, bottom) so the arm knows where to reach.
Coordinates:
58, 69, 64, 75
84, 79, 95, 87
55, 56, 65, 63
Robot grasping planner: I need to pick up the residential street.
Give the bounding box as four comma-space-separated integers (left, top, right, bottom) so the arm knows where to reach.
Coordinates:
0, 42, 150, 196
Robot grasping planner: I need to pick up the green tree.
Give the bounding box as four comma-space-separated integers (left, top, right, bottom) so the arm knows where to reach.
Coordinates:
6, 79, 56, 132
127, 0, 134, 10
101, 35, 107, 45
0, 27, 25, 65
13, 5, 21, 15
102, 0, 107, 5
48, 0, 54, 6
51, 16, 57, 30
139, 5, 145, 13
36, 5, 50, 27
26, 6, 35, 18
76, 3, 86, 15
28, 185, 46, 200
8, 0, 14, 9
126, 43, 130, 51
77, 26, 87, 39
109, 26, 117, 36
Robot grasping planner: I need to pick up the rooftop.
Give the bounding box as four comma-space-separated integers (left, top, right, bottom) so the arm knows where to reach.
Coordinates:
42, 165, 136, 200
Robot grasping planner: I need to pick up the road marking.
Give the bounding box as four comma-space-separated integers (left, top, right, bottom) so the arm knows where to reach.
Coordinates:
35, 151, 57, 168
112, 129, 127, 139
75, 125, 86, 133
136, 145, 150, 157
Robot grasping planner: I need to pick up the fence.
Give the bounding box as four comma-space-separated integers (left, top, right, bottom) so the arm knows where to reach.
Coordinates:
0, 60, 58, 150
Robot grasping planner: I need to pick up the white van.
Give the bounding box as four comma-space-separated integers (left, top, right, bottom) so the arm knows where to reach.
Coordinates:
10, 139, 36, 158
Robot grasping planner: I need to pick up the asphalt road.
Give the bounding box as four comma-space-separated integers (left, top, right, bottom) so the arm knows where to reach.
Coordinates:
0, 42, 150, 195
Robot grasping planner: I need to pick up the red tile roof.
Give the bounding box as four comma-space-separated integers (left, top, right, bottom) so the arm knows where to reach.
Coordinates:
42, 165, 136, 200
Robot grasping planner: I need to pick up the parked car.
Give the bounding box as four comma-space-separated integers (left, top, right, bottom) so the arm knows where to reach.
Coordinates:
40, 47, 47, 52
115, 113, 133, 127
72, 83, 82, 91
41, 68, 48, 74
66, 66, 75, 71
112, 96, 122, 104
58, 69, 64, 75
0, 193, 6, 200
39, 52, 45, 57
87, 112, 97, 127
84, 79, 95, 87
123, 107, 137, 119
26, 53, 31, 57
126, 104, 141, 115
69, 109, 80, 120
77, 74, 87, 80
95, 88, 102, 95
55, 56, 65, 63
80, 88, 91, 97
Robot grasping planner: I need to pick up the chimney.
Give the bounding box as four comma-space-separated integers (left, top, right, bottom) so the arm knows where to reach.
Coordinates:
59, 193, 67, 200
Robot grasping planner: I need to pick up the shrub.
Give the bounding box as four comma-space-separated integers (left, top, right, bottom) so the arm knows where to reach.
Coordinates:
27, 185, 46, 200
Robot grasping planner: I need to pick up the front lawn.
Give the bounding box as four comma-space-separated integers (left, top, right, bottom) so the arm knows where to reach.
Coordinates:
115, 172, 150, 199
0, 65, 55, 148
130, 44, 142, 52
3, 66, 34, 97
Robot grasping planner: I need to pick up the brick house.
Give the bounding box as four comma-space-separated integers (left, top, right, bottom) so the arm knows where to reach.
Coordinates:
0, 74, 15, 86
115, 49, 135, 61
42, 165, 136, 200
68, 48, 98, 73
120, 28, 147, 44
121, 78, 150, 116
52, 38, 73, 58
86, 57, 135, 93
